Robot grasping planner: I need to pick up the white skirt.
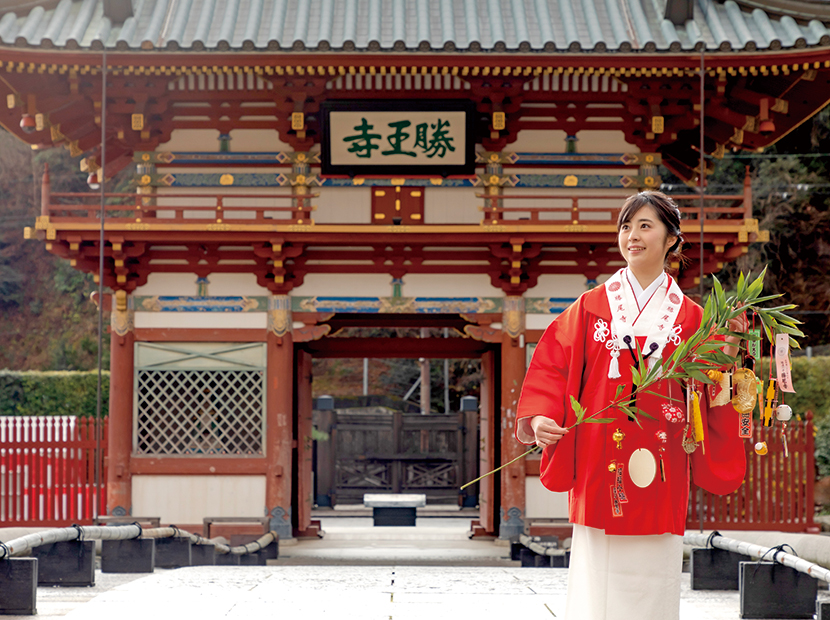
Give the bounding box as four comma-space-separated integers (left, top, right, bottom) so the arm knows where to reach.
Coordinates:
564, 524, 683, 620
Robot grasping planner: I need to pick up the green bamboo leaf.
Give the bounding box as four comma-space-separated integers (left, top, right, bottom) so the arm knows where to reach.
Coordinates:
746, 268, 766, 298
713, 275, 725, 307
571, 395, 585, 423
775, 324, 805, 337
615, 384, 625, 400
584, 418, 617, 423
643, 390, 684, 402
790, 336, 801, 350
637, 408, 656, 421
736, 272, 746, 297
687, 368, 713, 384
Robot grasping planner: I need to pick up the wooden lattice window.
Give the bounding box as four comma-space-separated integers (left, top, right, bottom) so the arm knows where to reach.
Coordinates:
133, 342, 266, 457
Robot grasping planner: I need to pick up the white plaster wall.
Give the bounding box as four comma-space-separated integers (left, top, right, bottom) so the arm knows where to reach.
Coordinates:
424, 187, 480, 224
294, 273, 395, 298
525, 475, 570, 520
529, 274, 591, 298
527, 314, 557, 330
160, 129, 291, 152
510, 130, 568, 152
574, 130, 633, 153
135, 273, 201, 297
510, 129, 633, 154
399, 274, 496, 298
205, 273, 270, 296
132, 475, 266, 524
161, 129, 222, 152
314, 187, 371, 224
135, 312, 267, 329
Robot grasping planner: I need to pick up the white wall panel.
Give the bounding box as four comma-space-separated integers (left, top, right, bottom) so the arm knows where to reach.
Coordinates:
400, 274, 496, 298
132, 475, 266, 524
530, 274, 591, 298
424, 188, 480, 224
314, 187, 371, 224
294, 273, 394, 297
525, 475, 569, 520
135, 312, 267, 329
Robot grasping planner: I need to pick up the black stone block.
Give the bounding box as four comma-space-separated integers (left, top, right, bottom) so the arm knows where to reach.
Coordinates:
32, 541, 95, 587
154, 538, 191, 569
534, 554, 552, 567
0, 557, 37, 615
372, 506, 416, 526
519, 548, 536, 567
818, 601, 830, 620
190, 544, 216, 566
691, 547, 751, 591
239, 551, 266, 566
740, 561, 817, 619
551, 553, 568, 568
259, 539, 278, 560
101, 538, 155, 573
510, 541, 523, 561
215, 552, 241, 565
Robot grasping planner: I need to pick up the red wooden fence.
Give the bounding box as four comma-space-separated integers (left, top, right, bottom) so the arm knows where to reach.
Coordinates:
687, 410, 816, 532
0, 417, 107, 527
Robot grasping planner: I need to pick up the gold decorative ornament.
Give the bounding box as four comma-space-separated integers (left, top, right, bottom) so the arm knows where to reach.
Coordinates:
754, 441, 768, 456
612, 428, 625, 449
732, 368, 757, 414
608, 462, 617, 472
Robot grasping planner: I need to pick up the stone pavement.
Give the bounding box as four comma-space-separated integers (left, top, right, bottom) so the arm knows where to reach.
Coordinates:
4, 517, 829, 619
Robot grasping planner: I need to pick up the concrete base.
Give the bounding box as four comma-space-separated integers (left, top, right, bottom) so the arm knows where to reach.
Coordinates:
215, 553, 241, 566
691, 547, 751, 591
372, 507, 416, 526
101, 538, 155, 574
0, 557, 37, 615
32, 541, 95, 587
739, 561, 817, 619
154, 538, 191, 569
190, 545, 216, 566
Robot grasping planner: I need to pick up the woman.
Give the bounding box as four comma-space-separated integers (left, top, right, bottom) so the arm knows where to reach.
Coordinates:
515, 191, 747, 620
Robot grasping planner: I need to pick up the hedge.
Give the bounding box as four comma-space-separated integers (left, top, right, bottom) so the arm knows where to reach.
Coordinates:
0, 370, 109, 418
0, 357, 828, 421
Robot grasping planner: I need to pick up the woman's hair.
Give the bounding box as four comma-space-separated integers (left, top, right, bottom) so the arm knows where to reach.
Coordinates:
617, 190, 684, 267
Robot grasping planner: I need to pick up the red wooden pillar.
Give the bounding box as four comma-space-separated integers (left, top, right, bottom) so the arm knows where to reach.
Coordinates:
107, 291, 134, 516
266, 296, 294, 539
499, 296, 527, 539
295, 350, 315, 535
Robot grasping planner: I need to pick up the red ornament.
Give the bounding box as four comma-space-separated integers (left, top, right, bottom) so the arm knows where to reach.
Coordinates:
609, 282, 621, 292
669, 293, 681, 305
662, 403, 684, 424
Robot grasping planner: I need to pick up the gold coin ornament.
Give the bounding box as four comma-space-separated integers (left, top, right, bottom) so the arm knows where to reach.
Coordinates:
612, 428, 625, 449
732, 368, 757, 414
754, 441, 768, 456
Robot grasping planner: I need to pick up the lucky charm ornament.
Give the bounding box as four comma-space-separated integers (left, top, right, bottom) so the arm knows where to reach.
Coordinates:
777, 404, 792, 457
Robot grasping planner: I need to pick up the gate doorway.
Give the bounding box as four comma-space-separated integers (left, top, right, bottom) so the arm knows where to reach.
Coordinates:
314, 409, 478, 505
293, 315, 499, 533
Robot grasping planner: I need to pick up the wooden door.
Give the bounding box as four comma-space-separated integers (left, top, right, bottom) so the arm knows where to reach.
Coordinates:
372, 186, 424, 224
478, 350, 496, 534
295, 350, 314, 533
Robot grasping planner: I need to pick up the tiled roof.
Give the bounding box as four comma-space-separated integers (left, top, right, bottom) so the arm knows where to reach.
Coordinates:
0, 0, 828, 53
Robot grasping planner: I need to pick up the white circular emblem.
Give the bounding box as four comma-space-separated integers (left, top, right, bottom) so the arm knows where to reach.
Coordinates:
628, 448, 657, 488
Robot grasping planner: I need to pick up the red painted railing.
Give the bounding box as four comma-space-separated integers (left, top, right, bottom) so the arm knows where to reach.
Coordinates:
0, 417, 107, 527
687, 411, 816, 532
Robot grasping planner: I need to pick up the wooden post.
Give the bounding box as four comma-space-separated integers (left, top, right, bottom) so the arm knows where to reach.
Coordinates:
499, 296, 527, 539
477, 350, 497, 534
295, 350, 314, 535
40, 163, 50, 218
107, 291, 134, 516
266, 295, 294, 539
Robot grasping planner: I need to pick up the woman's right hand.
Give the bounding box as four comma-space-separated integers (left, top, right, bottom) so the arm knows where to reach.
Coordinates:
531, 416, 568, 448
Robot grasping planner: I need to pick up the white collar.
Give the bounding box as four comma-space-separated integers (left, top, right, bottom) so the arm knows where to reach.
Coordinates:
625, 268, 666, 310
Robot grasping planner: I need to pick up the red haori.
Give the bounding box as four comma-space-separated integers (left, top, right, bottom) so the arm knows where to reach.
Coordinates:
515, 284, 746, 536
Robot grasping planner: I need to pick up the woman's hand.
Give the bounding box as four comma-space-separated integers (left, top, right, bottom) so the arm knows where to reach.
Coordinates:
723, 304, 749, 358
531, 416, 568, 448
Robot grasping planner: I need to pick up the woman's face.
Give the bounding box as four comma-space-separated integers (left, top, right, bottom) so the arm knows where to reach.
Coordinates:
617, 204, 678, 271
